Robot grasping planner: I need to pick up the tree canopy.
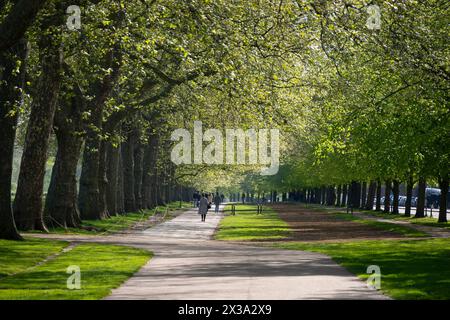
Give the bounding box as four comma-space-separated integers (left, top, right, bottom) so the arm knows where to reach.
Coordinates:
0, 0, 448, 239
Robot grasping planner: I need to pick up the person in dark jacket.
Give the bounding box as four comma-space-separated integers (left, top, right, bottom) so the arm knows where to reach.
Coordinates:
193, 191, 200, 207
198, 194, 209, 222
214, 192, 221, 213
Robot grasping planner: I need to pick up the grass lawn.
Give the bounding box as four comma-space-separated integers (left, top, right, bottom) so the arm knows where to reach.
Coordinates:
0, 239, 151, 300
214, 204, 290, 241
215, 203, 447, 299
0, 238, 68, 278
29, 201, 192, 235
355, 209, 450, 231
302, 204, 450, 230
273, 238, 450, 300
331, 211, 429, 237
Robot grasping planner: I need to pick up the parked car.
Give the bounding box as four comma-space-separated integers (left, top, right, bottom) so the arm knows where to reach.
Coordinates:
408, 196, 416, 207
380, 195, 394, 204
398, 196, 407, 207
425, 188, 440, 208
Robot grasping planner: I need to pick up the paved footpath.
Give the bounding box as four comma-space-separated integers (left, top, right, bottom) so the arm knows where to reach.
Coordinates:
28, 205, 389, 299
102, 205, 388, 300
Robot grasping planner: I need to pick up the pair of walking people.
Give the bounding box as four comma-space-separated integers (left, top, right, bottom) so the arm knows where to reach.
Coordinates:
198, 192, 222, 221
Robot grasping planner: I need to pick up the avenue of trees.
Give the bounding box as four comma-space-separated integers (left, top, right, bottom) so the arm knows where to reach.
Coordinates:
193, 1, 449, 222
0, 0, 448, 240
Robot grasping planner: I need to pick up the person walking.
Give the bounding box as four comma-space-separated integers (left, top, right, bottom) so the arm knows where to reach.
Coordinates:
198, 194, 209, 222
193, 190, 200, 207
214, 192, 221, 213
262, 195, 267, 204
242, 192, 246, 204
207, 192, 213, 205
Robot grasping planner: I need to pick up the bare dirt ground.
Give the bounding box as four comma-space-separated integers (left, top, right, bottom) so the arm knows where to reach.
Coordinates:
271, 203, 406, 242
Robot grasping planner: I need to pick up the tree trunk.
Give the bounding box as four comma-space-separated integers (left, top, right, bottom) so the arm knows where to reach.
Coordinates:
356, 182, 362, 208
360, 181, 367, 209
160, 163, 168, 205
375, 180, 382, 211
349, 181, 361, 208
405, 176, 413, 217
78, 129, 105, 220
0, 0, 47, 52
134, 139, 144, 210
321, 186, 326, 205
392, 179, 400, 214
142, 132, 158, 209
327, 186, 335, 205
14, 8, 64, 231
78, 46, 121, 220
336, 185, 342, 206
106, 142, 120, 216
0, 39, 28, 240
383, 179, 391, 213
141, 143, 152, 209
116, 147, 125, 214
156, 164, 165, 205
44, 130, 82, 228
341, 184, 348, 207
99, 112, 125, 217
44, 82, 85, 229
348, 183, 353, 207
97, 140, 110, 218
365, 180, 376, 210
154, 166, 161, 205
121, 130, 136, 212
415, 177, 426, 218
438, 176, 448, 223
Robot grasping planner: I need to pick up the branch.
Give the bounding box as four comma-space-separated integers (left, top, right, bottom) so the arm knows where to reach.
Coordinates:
0, 0, 47, 52
374, 81, 420, 107
147, 64, 217, 85
139, 67, 217, 105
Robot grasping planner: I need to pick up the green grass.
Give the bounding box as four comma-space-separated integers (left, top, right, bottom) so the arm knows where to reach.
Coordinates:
355, 209, 450, 231
314, 203, 449, 230
0, 241, 151, 300
214, 204, 290, 241
272, 238, 450, 300
29, 201, 192, 235
282, 204, 428, 237
68, 211, 157, 235
30, 211, 155, 235
0, 238, 68, 278
331, 212, 429, 237
213, 202, 448, 299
